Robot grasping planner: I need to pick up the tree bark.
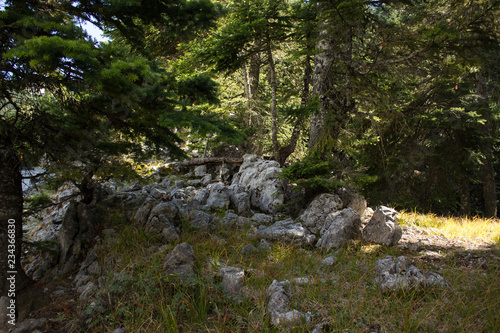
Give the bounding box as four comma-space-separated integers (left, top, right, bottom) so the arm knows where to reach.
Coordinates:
476, 70, 497, 217
266, 40, 280, 163
277, 56, 312, 166
458, 178, 471, 216
0, 137, 31, 300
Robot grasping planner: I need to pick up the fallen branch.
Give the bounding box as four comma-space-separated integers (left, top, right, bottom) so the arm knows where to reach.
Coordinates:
173, 157, 243, 168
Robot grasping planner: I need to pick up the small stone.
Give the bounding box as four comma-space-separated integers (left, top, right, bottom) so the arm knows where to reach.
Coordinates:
322, 256, 336, 266
241, 244, 258, 255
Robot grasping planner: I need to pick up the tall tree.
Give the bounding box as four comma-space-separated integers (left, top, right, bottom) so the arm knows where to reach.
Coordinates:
0, 0, 226, 301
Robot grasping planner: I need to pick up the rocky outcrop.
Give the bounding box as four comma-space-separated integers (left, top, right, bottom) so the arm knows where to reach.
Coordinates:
362, 206, 402, 246
232, 155, 285, 213
145, 201, 180, 242
254, 218, 316, 246
375, 256, 447, 291
299, 193, 343, 233
316, 208, 362, 250
58, 202, 97, 274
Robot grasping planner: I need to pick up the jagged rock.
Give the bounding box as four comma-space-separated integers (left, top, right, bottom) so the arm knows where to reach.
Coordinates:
150, 187, 167, 199
219, 266, 245, 299
316, 208, 361, 250
74, 274, 91, 288
79, 281, 97, 303
336, 187, 367, 217
228, 184, 251, 214
11, 318, 47, 333
188, 210, 216, 230
221, 212, 239, 227
266, 280, 312, 327
145, 202, 180, 241
362, 206, 402, 246
58, 202, 96, 274
215, 164, 231, 181
258, 239, 272, 252
205, 182, 230, 210
232, 154, 284, 213
375, 256, 447, 291
267, 280, 291, 314
194, 165, 207, 177
201, 174, 212, 186
187, 179, 202, 187
236, 216, 252, 227
192, 188, 209, 207
133, 197, 157, 226
251, 213, 273, 225
254, 218, 316, 246
300, 193, 343, 233
164, 242, 196, 280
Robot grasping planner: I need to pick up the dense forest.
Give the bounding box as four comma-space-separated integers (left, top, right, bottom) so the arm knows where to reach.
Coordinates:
1, 0, 499, 295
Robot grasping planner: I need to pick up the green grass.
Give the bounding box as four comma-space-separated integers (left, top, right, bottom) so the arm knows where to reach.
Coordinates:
66, 208, 500, 333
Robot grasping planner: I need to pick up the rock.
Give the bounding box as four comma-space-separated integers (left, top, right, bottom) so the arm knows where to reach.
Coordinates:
232, 154, 284, 213
219, 266, 245, 299
74, 274, 91, 288
11, 318, 47, 333
251, 213, 273, 225
321, 256, 336, 266
205, 182, 230, 210
201, 174, 212, 186
150, 187, 167, 199
110, 328, 128, 333
241, 244, 258, 255
254, 218, 316, 246
187, 179, 202, 187
164, 242, 197, 280
58, 202, 96, 274
228, 184, 251, 214
145, 202, 180, 241
258, 239, 272, 252
300, 193, 343, 233
188, 210, 216, 230
266, 280, 311, 327
267, 280, 291, 314
316, 208, 361, 250
0, 296, 11, 328
133, 197, 157, 226
79, 282, 97, 303
192, 188, 209, 207
194, 165, 207, 177
375, 256, 447, 291
336, 187, 367, 216
362, 206, 402, 246
236, 216, 252, 227
221, 212, 239, 227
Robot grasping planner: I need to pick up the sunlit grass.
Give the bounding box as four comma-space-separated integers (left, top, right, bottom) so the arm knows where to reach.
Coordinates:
398, 211, 500, 243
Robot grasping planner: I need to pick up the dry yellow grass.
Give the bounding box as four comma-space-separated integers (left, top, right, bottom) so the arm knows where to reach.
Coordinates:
398, 211, 500, 244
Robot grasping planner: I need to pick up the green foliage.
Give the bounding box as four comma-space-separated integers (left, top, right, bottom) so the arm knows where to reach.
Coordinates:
281, 156, 344, 195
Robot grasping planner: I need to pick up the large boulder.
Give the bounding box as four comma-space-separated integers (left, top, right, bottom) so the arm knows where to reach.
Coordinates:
254, 218, 316, 246
336, 187, 367, 217
316, 208, 361, 250
232, 155, 284, 213
227, 183, 251, 215
362, 206, 402, 246
299, 193, 343, 233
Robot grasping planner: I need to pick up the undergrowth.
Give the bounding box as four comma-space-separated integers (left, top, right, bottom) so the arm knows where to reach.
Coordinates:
66, 209, 500, 332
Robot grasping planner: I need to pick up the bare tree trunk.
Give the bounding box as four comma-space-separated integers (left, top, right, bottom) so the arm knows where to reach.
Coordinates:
278, 56, 313, 166
459, 178, 471, 216
266, 41, 280, 162
0, 137, 31, 300
476, 70, 497, 217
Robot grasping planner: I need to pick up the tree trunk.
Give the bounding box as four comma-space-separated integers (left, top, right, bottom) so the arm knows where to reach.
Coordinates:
476, 70, 497, 217
309, 31, 334, 148
458, 178, 471, 216
0, 137, 31, 300
266, 41, 280, 163
277, 56, 313, 166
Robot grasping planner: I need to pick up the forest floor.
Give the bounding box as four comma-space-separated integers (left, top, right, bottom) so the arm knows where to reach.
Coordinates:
19, 208, 500, 333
